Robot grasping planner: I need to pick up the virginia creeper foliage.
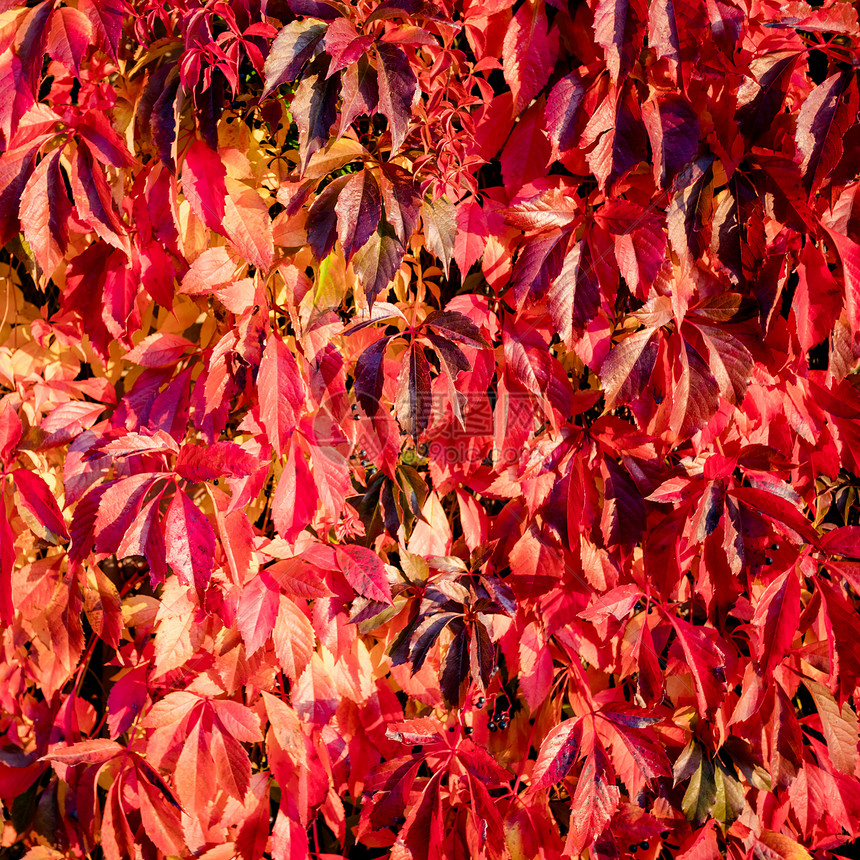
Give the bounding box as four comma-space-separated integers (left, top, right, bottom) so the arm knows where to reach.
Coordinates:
2, 0, 860, 857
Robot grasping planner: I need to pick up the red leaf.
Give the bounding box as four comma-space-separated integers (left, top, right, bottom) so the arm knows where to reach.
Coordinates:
70, 144, 128, 252
163, 491, 216, 591
12, 469, 69, 545
501, 2, 558, 113
453, 196, 488, 277
596, 199, 667, 298
564, 740, 620, 856
592, 0, 646, 82
728, 486, 820, 546
0, 501, 16, 625
223, 177, 274, 270
337, 545, 393, 604
258, 334, 306, 456
95, 474, 165, 554
175, 441, 259, 482
642, 92, 701, 189
180, 247, 236, 295
648, 0, 706, 66
380, 162, 421, 245
796, 71, 858, 195
599, 328, 660, 412
107, 665, 149, 739
173, 710, 217, 814
667, 614, 727, 719
236, 574, 279, 656
135, 761, 184, 857
271, 437, 317, 543
529, 717, 584, 792
19, 148, 71, 276
353, 227, 406, 306
79, 0, 124, 60
822, 526, 860, 558
395, 342, 432, 438
548, 238, 601, 345
324, 17, 373, 76
791, 241, 842, 353
752, 568, 801, 678
181, 139, 227, 231
500, 102, 552, 194
421, 197, 456, 277
291, 60, 340, 174
273, 595, 315, 681
293, 652, 338, 725
546, 71, 585, 157
236, 774, 271, 860
805, 678, 859, 775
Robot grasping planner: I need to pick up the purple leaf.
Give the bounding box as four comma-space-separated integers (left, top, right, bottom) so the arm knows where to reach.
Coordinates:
395, 342, 432, 438
353, 227, 406, 306
291, 56, 340, 174
262, 19, 327, 99
334, 169, 381, 260
548, 239, 601, 346
306, 174, 350, 259
375, 42, 418, 154
354, 336, 393, 416
380, 162, 421, 245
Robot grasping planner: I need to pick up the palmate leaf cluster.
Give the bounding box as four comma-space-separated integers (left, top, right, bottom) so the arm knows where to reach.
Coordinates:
1, 0, 860, 858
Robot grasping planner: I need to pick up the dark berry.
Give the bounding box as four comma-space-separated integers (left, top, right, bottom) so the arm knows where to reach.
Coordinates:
448, 726, 455, 732
487, 721, 497, 732
640, 842, 648, 850
464, 726, 473, 735
475, 697, 485, 709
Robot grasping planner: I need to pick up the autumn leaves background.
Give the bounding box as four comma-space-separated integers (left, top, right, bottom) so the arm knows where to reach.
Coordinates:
2, 0, 860, 857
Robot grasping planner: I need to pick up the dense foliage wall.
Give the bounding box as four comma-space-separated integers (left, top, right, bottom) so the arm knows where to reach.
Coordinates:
2, 0, 860, 857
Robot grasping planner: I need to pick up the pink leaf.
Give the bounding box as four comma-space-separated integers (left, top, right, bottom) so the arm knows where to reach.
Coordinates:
41, 739, 124, 766
124, 332, 195, 368
46, 7, 92, 79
